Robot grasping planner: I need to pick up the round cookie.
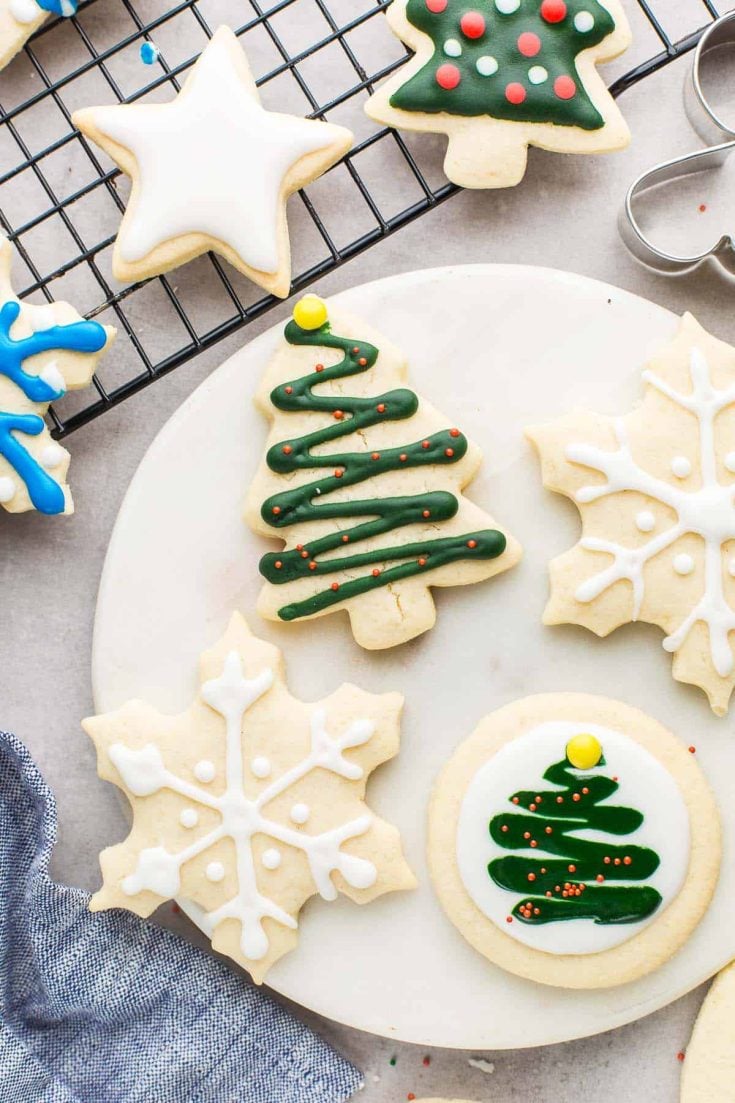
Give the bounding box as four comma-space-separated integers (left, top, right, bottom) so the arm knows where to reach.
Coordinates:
680, 961, 735, 1102
429, 694, 720, 989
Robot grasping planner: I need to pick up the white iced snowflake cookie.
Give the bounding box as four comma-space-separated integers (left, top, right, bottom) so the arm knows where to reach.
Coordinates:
72, 27, 353, 297
0, 0, 76, 74
365, 0, 631, 189
528, 313, 735, 716
245, 294, 522, 650
680, 959, 735, 1102
83, 612, 416, 983
429, 694, 720, 989
0, 234, 114, 515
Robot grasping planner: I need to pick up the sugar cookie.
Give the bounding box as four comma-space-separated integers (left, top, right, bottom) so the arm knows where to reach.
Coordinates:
83, 612, 416, 983
429, 694, 720, 988
245, 296, 522, 649
365, 0, 631, 188
72, 27, 353, 296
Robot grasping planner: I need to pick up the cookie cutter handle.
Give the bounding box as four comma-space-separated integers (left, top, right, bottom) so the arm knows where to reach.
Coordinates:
684, 9, 735, 148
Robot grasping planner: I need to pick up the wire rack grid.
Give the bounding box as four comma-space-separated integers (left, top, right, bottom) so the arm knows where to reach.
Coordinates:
0, 0, 726, 439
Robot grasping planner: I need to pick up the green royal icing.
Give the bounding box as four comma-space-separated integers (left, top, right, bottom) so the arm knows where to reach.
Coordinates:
488, 757, 662, 925
390, 0, 616, 131
259, 320, 506, 621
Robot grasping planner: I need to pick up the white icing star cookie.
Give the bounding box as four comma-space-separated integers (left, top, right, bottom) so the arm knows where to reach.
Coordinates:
528, 314, 735, 716
83, 612, 416, 983
72, 27, 354, 296
0, 234, 114, 515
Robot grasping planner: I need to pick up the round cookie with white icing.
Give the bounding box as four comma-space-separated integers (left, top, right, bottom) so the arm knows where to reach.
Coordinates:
365, 0, 631, 189
429, 694, 720, 988
680, 959, 735, 1102
0, 0, 76, 74
528, 313, 735, 717
83, 611, 416, 984
72, 26, 353, 297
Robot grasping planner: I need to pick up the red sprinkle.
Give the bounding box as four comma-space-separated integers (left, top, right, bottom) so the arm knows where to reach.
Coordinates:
372, 568, 381, 577
467, 539, 477, 549
333, 410, 344, 420
677, 1052, 686, 1062
699, 204, 707, 213
341, 534, 349, 543
315, 363, 324, 373
688, 746, 696, 754
422, 1056, 431, 1067
274, 560, 282, 569
506, 916, 513, 923
377, 403, 386, 413
422, 440, 431, 449
371, 452, 380, 461
331, 582, 340, 592
445, 447, 455, 457
449, 428, 460, 438
422, 510, 431, 518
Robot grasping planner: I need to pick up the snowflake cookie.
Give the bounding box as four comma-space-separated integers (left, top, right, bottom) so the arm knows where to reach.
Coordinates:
365, 0, 631, 189
246, 295, 522, 650
0, 235, 114, 515
83, 612, 416, 983
72, 27, 353, 297
429, 694, 720, 988
0, 0, 77, 74
528, 314, 735, 716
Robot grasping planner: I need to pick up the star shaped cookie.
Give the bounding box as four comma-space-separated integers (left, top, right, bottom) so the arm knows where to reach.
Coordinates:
72, 27, 353, 296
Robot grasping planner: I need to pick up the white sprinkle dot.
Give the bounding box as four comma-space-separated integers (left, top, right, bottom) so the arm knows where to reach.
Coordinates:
250, 756, 271, 779
726, 452, 735, 473
262, 848, 282, 871
193, 760, 216, 783
179, 808, 199, 829
495, 0, 520, 11
671, 455, 691, 479
290, 802, 310, 825
476, 55, 498, 77
0, 476, 16, 503
729, 559, 735, 578
443, 37, 462, 57
528, 65, 548, 85
673, 553, 694, 576
574, 11, 595, 32
41, 444, 65, 469
205, 861, 225, 882
636, 510, 655, 533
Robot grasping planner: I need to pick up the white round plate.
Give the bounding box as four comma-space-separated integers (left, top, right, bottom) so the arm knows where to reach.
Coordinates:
92, 265, 735, 1049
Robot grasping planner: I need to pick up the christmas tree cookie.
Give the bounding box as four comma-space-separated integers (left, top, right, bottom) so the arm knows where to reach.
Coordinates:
0, 0, 77, 74
429, 694, 720, 988
83, 612, 416, 984
72, 27, 353, 297
365, 0, 631, 188
528, 314, 735, 716
245, 294, 522, 649
0, 235, 114, 515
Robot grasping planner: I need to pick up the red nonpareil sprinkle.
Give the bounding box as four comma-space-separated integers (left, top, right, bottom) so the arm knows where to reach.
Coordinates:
309, 562, 317, 571
422, 1056, 431, 1067
699, 204, 707, 213
418, 557, 427, 567
300, 550, 309, 559
467, 539, 478, 549
352, 346, 360, 354
377, 403, 386, 413
272, 506, 281, 515
688, 746, 696, 754
358, 357, 368, 366
677, 1051, 686, 1062
333, 410, 344, 420
399, 453, 408, 462
407, 1095, 416, 1101
422, 440, 431, 449
282, 445, 292, 454
422, 510, 431, 518
449, 428, 460, 438
506, 916, 513, 923
371, 452, 380, 461
274, 560, 282, 569
315, 363, 325, 372
512, 796, 520, 804
341, 534, 350, 543
445, 447, 455, 457
372, 568, 381, 578
331, 582, 340, 592
296, 544, 303, 551
334, 468, 344, 478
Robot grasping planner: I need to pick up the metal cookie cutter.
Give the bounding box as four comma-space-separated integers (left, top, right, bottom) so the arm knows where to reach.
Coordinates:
620, 11, 735, 277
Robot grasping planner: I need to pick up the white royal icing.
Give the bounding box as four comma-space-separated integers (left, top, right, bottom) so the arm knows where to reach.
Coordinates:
567, 347, 735, 677
476, 56, 498, 77
9, 0, 42, 24
671, 455, 692, 479
109, 651, 377, 962
0, 476, 16, 503
88, 31, 343, 275
456, 721, 690, 956
528, 66, 548, 85
443, 38, 462, 57
574, 11, 595, 33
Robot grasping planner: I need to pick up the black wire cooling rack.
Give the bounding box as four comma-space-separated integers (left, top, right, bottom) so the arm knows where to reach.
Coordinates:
0, 0, 725, 438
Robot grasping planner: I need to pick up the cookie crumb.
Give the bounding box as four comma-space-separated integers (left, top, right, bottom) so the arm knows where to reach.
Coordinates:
468, 1057, 495, 1074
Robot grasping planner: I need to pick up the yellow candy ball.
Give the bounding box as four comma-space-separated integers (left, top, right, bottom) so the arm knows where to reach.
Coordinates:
566, 733, 602, 771
293, 294, 328, 331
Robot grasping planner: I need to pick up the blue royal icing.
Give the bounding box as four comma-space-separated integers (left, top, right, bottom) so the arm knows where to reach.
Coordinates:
0, 299, 106, 515
36, 0, 78, 16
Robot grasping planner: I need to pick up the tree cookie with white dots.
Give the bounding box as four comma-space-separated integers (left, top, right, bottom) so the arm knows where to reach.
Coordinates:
528, 314, 735, 716
365, 0, 631, 188
83, 612, 416, 983
72, 27, 353, 297
429, 694, 719, 988
245, 294, 522, 650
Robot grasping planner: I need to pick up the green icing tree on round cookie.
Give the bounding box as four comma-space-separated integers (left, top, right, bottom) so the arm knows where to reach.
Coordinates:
488, 746, 663, 926
389, 0, 617, 130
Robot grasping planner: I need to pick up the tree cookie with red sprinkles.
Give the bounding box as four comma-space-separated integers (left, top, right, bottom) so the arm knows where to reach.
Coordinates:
429, 694, 720, 988
365, 0, 631, 188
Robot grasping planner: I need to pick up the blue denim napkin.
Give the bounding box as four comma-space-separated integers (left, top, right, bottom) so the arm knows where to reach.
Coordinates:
0, 730, 363, 1103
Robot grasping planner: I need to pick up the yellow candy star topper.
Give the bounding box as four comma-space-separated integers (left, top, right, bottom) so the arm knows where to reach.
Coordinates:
293, 294, 328, 331
566, 733, 603, 770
